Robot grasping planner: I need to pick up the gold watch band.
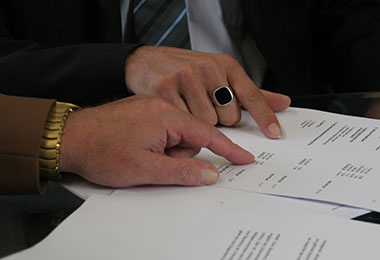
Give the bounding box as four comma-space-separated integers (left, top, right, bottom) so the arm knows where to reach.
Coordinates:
39, 101, 80, 180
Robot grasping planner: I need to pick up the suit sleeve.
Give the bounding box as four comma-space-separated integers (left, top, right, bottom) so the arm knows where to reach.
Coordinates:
0, 4, 141, 107
312, 0, 380, 93
0, 93, 56, 194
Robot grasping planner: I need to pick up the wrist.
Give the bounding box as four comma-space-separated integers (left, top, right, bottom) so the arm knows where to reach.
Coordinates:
59, 107, 92, 175
124, 45, 151, 94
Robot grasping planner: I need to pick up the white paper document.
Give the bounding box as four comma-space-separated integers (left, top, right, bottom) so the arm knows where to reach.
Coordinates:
5, 187, 380, 260
61, 172, 369, 219
61, 107, 377, 218
202, 108, 380, 212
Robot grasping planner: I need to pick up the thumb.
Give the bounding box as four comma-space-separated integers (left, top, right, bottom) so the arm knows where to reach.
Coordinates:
145, 152, 220, 186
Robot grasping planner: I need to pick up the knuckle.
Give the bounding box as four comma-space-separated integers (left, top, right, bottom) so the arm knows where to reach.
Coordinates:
196, 56, 225, 82
202, 111, 218, 126
246, 88, 265, 104
173, 160, 200, 186
219, 54, 238, 65
245, 89, 275, 121
175, 64, 193, 80
209, 115, 219, 126
203, 63, 221, 78
175, 64, 205, 94
197, 56, 219, 71
256, 106, 272, 122
152, 76, 172, 94
220, 112, 241, 127
174, 64, 198, 90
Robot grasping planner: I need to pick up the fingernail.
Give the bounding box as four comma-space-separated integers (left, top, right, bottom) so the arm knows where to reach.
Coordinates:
268, 123, 282, 139
200, 169, 219, 185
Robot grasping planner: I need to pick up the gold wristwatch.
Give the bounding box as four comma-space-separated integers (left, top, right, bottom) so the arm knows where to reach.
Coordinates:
39, 101, 80, 180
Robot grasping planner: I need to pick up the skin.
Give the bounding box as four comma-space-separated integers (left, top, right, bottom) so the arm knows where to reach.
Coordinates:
59, 95, 254, 188
125, 46, 291, 139
59, 46, 290, 188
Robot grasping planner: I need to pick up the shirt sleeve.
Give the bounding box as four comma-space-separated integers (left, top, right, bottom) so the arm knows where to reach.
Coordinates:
0, 93, 55, 194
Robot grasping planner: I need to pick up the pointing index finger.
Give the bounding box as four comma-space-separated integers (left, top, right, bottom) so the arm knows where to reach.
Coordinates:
227, 64, 283, 139
179, 115, 254, 165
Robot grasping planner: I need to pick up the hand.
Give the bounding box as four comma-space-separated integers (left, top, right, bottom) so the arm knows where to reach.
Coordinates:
125, 46, 291, 139
59, 95, 254, 188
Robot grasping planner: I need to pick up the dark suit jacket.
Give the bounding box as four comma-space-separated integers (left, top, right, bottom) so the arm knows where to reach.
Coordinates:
0, 0, 139, 106
0, 0, 379, 101
0, 93, 54, 194
242, 0, 380, 95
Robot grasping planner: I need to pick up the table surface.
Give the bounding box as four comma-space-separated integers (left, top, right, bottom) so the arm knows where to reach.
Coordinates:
1, 92, 380, 258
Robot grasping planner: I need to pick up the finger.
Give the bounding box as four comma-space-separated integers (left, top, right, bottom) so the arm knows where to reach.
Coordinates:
156, 87, 190, 113
227, 65, 283, 139
165, 146, 201, 158
143, 152, 220, 186
210, 85, 241, 126
179, 73, 218, 125
260, 90, 291, 112
169, 95, 190, 113
206, 129, 255, 165
178, 115, 255, 165
198, 59, 241, 126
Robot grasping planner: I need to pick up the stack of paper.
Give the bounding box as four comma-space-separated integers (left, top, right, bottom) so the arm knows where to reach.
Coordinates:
6, 107, 380, 259
4, 186, 380, 260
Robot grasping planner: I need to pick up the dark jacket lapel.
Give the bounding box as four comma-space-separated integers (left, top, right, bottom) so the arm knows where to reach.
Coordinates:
98, 0, 122, 33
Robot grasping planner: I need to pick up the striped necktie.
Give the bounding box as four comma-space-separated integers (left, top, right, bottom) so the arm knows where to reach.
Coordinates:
133, 0, 191, 49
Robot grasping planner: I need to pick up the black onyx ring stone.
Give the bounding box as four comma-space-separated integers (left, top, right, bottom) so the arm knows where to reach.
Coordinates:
212, 86, 234, 107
